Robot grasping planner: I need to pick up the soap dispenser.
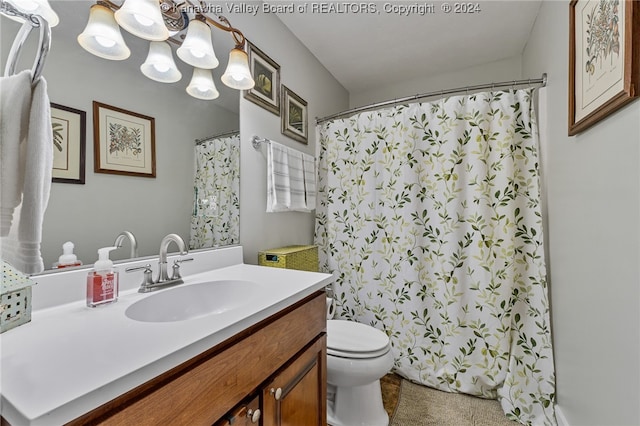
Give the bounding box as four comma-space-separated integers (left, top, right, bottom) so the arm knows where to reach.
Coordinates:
53, 241, 83, 269
86, 246, 119, 308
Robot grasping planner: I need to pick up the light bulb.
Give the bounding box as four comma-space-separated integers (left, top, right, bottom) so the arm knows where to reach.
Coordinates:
133, 13, 154, 27
95, 36, 116, 48
153, 62, 170, 73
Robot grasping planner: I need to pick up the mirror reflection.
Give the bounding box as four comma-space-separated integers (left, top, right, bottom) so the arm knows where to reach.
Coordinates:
1, 1, 241, 270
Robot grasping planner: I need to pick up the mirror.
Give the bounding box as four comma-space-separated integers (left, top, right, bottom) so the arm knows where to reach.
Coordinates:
0, 1, 240, 270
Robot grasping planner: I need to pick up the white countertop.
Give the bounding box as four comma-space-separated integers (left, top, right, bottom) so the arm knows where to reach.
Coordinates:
0, 255, 333, 425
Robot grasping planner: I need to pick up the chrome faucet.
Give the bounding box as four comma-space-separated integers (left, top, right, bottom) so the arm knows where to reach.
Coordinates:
113, 231, 138, 258
157, 233, 188, 283
126, 233, 193, 293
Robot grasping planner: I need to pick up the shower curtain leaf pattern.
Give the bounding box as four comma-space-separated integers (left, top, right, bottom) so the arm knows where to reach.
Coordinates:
190, 133, 240, 249
316, 89, 555, 425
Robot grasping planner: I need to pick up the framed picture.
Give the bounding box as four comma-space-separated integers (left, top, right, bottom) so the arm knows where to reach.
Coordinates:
93, 101, 156, 178
51, 103, 86, 184
569, 0, 640, 135
244, 41, 281, 115
281, 85, 308, 144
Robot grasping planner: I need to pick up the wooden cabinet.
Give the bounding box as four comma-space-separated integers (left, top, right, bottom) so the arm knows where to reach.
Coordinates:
262, 336, 327, 426
65, 291, 326, 426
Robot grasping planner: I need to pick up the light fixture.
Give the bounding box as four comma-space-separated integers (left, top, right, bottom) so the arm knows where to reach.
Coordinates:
4, 0, 59, 27
140, 41, 181, 82
78, 3, 130, 61
114, 0, 168, 41
186, 68, 219, 100
176, 15, 218, 69
221, 48, 254, 90
78, 0, 255, 100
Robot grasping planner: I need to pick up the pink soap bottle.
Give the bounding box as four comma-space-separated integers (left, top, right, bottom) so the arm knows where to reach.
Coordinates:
86, 246, 119, 308
52, 241, 83, 269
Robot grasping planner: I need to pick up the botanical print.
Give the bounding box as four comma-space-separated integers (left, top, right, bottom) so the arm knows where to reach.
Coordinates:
51, 120, 65, 153
51, 118, 67, 169
105, 117, 144, 164
576, 0, 625, 119
584, 0, 620, 78
108, 122, 142, 157
316, 89, 555, 425
288, 102, 303, 133
254, 60, 273, 98
189, 133, 240, 250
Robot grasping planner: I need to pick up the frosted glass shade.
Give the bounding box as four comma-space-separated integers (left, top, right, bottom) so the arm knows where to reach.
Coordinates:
186, 68, 219, 100
140, 41, 182, 83
221, 48, 255, 90
176, 18, 218, 69
5, 0, 59, 27
77, 4, 130, 61
114, 0, 169, 41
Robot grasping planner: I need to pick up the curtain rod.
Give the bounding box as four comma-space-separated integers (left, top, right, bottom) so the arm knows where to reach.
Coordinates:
195, 130, 239, 145
316, 73, 547, 124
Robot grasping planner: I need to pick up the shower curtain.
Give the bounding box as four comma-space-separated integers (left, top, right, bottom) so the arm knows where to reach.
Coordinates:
316, 89, 555, 425
190, 133, 240, 250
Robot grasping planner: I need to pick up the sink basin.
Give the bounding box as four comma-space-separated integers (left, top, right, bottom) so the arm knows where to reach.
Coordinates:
125, 280, 263, 323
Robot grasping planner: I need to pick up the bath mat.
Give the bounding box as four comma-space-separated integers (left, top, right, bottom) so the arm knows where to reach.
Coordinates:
389, 379, 517, 426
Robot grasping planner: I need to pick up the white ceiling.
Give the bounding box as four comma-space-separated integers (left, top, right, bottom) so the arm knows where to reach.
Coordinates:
276, 0, 542, 95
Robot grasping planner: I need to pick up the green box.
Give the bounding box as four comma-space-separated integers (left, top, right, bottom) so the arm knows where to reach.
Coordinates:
258, 245, 319, 272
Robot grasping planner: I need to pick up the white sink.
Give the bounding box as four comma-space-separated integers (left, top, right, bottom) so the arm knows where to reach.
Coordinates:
125, 280, 263, 323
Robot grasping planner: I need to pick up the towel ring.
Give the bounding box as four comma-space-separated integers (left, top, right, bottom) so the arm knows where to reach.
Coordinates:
4, 14, 51, 83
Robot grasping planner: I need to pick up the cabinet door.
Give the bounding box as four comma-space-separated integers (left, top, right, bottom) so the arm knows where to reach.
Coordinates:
262, 335, 327, 426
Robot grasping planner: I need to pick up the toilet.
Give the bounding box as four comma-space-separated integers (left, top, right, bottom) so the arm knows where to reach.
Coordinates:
326, 319, 394, 426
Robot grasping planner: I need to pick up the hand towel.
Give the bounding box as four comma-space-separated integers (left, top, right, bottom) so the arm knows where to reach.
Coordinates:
0, 74, 53, 274
0, 70, 32, 235
302, 153, 317, 211
267, 141, 291, 212
288, 149, 307, 211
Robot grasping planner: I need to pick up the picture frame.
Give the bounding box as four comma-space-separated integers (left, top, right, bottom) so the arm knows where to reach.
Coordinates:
51, 103, 86, 184
281, 85, 308, 144
93, 101, 156, 178
569, 0, 640, 135
244, 40, 281, 115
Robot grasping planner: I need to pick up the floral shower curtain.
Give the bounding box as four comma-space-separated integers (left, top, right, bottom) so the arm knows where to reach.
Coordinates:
190, 132, 240, 250
316, 89, 555, 425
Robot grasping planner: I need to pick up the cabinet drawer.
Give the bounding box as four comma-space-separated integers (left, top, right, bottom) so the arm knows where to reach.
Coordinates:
69, 291, 326, 426
214, 395, 261, 426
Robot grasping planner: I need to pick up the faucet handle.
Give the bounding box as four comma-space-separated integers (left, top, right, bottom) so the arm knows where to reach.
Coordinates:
171, 257, 194, 280
125, 264, 154, 292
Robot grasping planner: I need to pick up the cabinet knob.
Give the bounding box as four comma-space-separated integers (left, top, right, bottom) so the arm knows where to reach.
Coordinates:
247, 408, 261, 423
270, 387, 282, 400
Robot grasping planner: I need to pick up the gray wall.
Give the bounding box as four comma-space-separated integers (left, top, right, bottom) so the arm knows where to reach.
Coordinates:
523, 2, 640, 425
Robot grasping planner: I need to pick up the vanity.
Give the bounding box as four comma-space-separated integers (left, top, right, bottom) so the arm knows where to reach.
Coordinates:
0, 246, 333, 425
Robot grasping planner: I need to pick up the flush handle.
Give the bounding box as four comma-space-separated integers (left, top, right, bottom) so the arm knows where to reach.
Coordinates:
270, 387, 282, 400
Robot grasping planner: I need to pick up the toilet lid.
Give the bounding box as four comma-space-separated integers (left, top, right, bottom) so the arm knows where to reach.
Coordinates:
327, 320, 390, 358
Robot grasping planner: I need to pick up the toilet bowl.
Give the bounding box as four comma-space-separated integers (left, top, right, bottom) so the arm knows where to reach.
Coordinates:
326, 319, 394, 426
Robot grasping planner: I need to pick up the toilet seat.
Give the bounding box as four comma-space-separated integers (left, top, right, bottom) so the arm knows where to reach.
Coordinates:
327, 320, 390, 359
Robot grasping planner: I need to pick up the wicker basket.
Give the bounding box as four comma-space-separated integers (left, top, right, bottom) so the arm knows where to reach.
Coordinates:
258, 245, 318, 272
1, 261, 35, 333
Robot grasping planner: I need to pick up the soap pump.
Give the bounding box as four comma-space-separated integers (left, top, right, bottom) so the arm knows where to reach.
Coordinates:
53, 241, 83, 269
86, 246, 119, 308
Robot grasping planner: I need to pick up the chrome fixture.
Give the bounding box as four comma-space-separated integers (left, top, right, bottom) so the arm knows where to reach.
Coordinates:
126, 233, 192, 293
113, 230, 138, 258
77, 0, 255, 100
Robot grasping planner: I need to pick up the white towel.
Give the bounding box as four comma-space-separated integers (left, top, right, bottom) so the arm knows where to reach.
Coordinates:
0, 70, 32, 235
302, 153, 316, 211
267, 141, 290, 212
288, 149, 307, 211
0, 73, 53, 274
